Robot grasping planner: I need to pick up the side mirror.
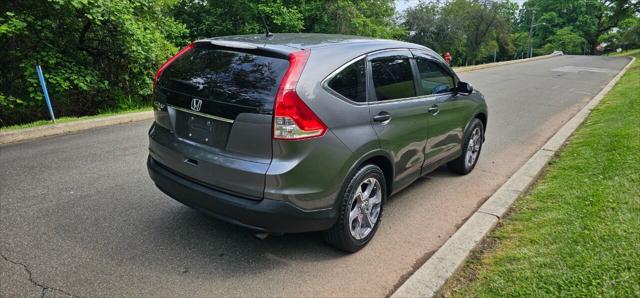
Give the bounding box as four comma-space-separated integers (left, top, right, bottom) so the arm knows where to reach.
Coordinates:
456, 81, 474, 94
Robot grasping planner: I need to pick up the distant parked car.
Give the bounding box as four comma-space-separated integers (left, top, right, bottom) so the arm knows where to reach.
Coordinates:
147, 34, 488, 252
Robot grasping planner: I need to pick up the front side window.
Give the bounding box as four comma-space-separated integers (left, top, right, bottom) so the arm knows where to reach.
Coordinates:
371, 58, 416, 101
415, 57, 455, 95
327, 58, 367, 102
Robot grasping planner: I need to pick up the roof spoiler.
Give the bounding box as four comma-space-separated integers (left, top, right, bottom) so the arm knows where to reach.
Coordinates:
193, 39, 291, 58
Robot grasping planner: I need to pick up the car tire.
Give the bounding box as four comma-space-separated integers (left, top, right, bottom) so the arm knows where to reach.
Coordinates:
323, 164, 386, 253
448, 118, 484, 175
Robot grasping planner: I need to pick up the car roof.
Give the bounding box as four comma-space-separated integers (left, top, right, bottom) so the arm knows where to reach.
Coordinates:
200, 33, 443, 63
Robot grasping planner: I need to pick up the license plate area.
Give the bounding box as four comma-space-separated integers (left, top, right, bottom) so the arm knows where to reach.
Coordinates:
186, 115, 213, 142
174, 109, 231, 148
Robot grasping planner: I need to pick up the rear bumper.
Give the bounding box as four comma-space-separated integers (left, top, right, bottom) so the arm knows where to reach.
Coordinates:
147, 156, 337, 233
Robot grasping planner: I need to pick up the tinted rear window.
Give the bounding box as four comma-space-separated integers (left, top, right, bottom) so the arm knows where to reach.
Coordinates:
327, 58, 367, 102
159, 47, 289, 114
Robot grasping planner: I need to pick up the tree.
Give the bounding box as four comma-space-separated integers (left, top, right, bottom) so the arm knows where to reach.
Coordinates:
594, 0, 639, 50
173, 0, 404, 40
403, 0, 517, 65
511, 31, 530, 58
542, 26, 586, 54
0, 0, 187, 126
403, 2, 466, 58
519, 0, 639, 53
172, 0, 305, 39
620, 17, 640, 48
600, 16, 640, 50
461, 0, 517, 64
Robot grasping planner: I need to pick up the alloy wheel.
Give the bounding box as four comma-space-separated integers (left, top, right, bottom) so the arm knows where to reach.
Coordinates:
348, 177, 382, 240
465, 127, 482, 168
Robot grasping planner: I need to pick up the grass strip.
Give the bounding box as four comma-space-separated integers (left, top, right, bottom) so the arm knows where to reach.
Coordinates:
0, 107, 152, 132
445, 50, 640, 297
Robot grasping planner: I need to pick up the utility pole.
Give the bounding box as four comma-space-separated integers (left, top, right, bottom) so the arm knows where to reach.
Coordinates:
527, 10, 536, 58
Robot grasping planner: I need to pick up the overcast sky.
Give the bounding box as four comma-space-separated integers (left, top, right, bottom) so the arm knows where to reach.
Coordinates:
395, 0, 527, 13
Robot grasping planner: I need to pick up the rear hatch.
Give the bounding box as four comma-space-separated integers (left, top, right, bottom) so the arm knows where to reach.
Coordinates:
150, 42, 290, 199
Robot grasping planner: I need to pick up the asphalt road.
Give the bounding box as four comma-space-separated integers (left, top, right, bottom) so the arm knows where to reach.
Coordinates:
0, 55, 630, 297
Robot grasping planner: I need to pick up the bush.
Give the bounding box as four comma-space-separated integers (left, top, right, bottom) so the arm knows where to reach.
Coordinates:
0, 0, 187, 126
541, 26, 586, 55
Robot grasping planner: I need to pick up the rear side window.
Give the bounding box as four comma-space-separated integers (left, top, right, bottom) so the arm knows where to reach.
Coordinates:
371, 58, 416, 101
160, 47, 289, 113
415, 57, 455, 95
327, 58, 367, 102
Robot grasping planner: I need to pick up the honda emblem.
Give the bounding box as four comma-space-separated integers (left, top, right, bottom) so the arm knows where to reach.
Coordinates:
190, 98, 202, 112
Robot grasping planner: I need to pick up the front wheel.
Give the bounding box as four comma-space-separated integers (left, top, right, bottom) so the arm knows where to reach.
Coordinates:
323, 164, 386, 252
448, 118, 484, 174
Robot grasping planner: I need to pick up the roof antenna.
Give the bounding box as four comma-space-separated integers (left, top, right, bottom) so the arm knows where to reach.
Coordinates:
260, 15, 273, 38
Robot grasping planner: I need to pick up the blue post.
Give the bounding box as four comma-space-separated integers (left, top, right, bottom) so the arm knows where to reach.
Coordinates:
36, 65, 56, 123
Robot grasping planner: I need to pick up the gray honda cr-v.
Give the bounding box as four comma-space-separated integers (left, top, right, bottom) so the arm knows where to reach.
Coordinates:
147, 33, 488, 252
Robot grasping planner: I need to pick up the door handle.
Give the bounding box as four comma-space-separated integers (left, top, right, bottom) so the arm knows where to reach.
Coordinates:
373, 112, 391, 123
428, 104, 440, 115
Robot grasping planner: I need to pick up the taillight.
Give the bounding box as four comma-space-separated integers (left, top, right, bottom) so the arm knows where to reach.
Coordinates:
153, 43, 194, 91
273, 49, 327, 140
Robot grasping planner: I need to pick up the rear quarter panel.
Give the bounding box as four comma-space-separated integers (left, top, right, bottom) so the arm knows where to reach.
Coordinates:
263, 45, 382, 210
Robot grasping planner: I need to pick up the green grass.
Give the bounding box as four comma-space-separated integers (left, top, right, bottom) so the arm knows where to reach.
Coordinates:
444, 51, 640, 297
610, 48, 640, 57
0, 106, 152, 132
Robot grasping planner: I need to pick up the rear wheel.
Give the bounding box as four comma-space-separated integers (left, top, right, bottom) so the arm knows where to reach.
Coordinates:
448, 118, 484, 174
323, 164, 386, 252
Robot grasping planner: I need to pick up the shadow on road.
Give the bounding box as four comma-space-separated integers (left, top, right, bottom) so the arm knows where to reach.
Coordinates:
138, 204, 345, 277
133, 166, 458, 276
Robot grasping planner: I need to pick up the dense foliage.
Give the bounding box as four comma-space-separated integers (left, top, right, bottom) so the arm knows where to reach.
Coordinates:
173, 0, 404, 40
403, 0, 640, 64
1, 0, 638, 126
404, 0, 518, 65
0, 0, 187, 126
517, 0, 639, 55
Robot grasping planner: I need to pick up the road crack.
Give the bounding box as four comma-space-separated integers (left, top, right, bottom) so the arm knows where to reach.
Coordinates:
0, 251, 75, 297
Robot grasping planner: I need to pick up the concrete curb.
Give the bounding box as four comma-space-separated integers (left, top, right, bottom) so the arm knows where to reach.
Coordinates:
0, 111, 153, 145
392, 56, 636, 298
453, 54, 556, 73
